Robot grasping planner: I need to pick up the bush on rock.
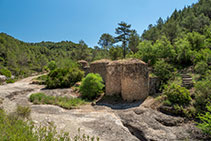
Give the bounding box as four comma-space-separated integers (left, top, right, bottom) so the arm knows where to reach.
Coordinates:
79, 73, 104, 100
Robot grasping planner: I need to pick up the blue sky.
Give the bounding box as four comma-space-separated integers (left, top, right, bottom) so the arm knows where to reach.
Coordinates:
0, 0, 198, 47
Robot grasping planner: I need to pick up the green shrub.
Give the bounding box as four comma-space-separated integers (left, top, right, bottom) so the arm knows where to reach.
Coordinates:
29, 93, 86, 109
6, 78, 15, 83
194, 61, 208, 75
46, 67, 84, 89
0, 68, 11, 77
197, 104, 211, 135
154, 60, 175, 83
163, 99, 172, 106
48, 61, 57, 71
163, 83, 191, 105
195, 78, 211, 112
79, 73, 104, 100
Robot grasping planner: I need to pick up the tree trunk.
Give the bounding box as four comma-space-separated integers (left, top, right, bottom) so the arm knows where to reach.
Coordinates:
123, 41, 126, 58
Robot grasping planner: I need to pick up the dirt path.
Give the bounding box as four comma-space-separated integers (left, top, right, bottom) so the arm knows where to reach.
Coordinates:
0, 75, 205, 141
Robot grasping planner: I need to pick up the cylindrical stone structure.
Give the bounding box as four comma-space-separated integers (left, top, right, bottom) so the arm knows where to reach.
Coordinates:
121, 59, 149, 101
89, 59, 111, 83
106, 59, 149, 102
106, 61, 122, 96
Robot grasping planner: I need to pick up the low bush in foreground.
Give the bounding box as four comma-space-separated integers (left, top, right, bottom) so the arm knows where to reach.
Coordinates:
0, 109, 99, 141
46, 67, 84, 89
79, 73, 104, 100
29, 93, 86, 109
163, 83, 191, 105
195, 77, 211, 112
16, 105, 31, 119
197, 104, 211, 136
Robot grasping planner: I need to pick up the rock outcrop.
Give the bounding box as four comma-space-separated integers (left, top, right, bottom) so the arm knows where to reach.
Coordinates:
77, 60, 90, 76
78, 60, 89, 68
118, 107, 205, 141
149, 77, 160, 95
106, 59, 149, 102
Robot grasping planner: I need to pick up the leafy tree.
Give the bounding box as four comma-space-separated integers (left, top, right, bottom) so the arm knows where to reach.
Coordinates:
153, 36, 176, 61
98, 33, 115, 50
47, 61, 57, 71
133, 41, 157, 65
109, 46, 123, 60
154, 60, 175, 83
186, 32, 205, 50
74, 40, 92, 61
128, 30, 140, 53
194, 61, 208, 75
115, 21, 132, 58
174, 38, 193, 65
156, 17, 164, 30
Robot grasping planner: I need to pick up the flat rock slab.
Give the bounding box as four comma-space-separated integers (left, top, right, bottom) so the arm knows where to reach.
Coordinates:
31, 104, 139, 141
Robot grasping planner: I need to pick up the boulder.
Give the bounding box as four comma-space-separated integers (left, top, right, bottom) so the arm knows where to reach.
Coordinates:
0, 75, 7, 83
11, 75, 15, 79
77, 60, 89, 68
106, 59, 149, 102
77, 60, 90, 76
149, 77, 160, 95
90, 59, 111, 83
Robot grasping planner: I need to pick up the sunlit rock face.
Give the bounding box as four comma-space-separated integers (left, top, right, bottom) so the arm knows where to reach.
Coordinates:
106, 59, 149, 102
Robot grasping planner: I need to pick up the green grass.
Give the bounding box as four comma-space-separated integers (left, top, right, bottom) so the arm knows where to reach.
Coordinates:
32, 75, 48, 85
36, 75, 48, 81
29, 93, 87, 109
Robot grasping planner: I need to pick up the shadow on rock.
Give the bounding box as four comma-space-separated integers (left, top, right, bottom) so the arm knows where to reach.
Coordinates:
95, 95, 144, 110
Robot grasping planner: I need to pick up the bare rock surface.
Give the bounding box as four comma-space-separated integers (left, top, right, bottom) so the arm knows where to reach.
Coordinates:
117, 107, 203, 141
0, 75, 206, 141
